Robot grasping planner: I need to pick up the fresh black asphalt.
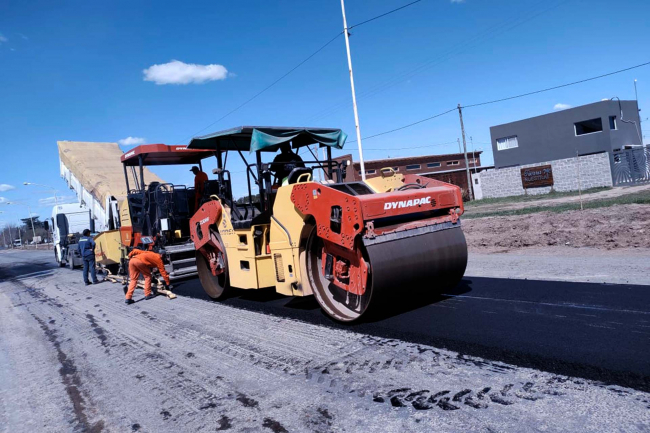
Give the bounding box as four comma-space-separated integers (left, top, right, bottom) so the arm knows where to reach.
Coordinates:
4, 251, 649, 392
176, 274, 650, 392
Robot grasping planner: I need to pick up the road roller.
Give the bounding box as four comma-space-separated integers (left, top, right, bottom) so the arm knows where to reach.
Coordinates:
187, 126, 467, 322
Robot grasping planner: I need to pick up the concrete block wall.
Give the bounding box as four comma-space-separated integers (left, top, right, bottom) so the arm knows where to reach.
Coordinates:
477, 152, 613, 199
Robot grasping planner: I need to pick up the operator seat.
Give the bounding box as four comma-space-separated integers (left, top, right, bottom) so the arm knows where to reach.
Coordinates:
286, 167, 313, 184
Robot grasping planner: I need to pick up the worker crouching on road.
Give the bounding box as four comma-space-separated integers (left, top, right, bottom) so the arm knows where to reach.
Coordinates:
78, 229, 99, 286
125, 249, 170, 305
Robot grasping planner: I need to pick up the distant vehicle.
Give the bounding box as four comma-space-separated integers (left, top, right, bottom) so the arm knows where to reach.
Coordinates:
49, 203, 93, 269
13, 239, 22, 247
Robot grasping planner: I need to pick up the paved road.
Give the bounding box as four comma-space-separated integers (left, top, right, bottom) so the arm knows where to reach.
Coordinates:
175, 263, 650, 392
1, 249, 649, 432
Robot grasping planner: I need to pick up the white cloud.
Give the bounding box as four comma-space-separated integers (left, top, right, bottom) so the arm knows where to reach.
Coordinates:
0, 34, 7, 43
0, 184, 15, 192
143, 60, 229, 85
451, 0, 465, 3
38, 196, 77, 206
118, 136, 146, 146
0, 197, 6, 203
553, 103, 572, 111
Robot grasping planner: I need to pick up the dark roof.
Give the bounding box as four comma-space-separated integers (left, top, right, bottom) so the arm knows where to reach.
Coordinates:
335, 151, 483, 166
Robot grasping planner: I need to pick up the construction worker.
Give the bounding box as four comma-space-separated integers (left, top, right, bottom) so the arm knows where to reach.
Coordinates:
270, 143, 304, 186
190, 166, 209, 211
125, 249, 170, 305
78, 229, 99, 286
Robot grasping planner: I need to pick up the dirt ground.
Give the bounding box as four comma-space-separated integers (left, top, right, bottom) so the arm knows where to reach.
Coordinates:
463, 203, 650, 252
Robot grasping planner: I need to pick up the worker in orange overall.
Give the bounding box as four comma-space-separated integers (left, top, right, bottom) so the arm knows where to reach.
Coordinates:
125, 249, 170, 305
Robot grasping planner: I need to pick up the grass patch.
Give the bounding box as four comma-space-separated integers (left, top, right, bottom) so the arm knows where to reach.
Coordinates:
466, 187, 612, 208
464, 190, 650, 219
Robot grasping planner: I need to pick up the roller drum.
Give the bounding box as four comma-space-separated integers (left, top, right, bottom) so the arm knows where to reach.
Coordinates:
365, 225, 468, 307
304, 222, 467, 322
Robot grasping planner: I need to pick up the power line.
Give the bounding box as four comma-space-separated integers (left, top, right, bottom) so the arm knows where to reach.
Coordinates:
348, 0, 423, 30
176, 0, 430, 145
347, 140, 458, 151
175, 31, 343, 144
304, 0, 571, 124
464, 61, 650, 108
348, 108, 457, 143
345, 60, 650, 143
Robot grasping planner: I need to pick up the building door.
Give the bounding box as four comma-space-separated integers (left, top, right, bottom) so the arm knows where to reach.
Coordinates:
471, 173, 483, 200
612, 146, 650, 186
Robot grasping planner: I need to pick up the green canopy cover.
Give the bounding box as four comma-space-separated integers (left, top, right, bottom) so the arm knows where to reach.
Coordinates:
188, 126, 347, 153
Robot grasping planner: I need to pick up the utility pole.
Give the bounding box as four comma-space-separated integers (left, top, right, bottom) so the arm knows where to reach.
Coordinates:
340, 0, 366, 180
457, 104, 473, 200
27, 206, 37, 249
635, 79, 642, 143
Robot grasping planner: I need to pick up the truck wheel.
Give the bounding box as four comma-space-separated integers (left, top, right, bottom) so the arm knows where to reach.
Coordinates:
56, 250, 65, 267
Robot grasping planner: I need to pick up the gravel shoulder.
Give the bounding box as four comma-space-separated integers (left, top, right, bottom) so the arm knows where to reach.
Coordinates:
467, 246, 650, 285
1, 250, 649, 432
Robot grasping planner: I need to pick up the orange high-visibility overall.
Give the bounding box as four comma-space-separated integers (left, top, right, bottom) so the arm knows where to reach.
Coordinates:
126, 250, 171, 300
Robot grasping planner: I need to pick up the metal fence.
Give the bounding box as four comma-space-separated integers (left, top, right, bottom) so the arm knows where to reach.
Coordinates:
611, 145, 650, 186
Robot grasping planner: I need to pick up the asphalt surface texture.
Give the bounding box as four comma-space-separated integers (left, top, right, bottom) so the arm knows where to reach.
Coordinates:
177, 263, 650, 393
1, 248, 649, 432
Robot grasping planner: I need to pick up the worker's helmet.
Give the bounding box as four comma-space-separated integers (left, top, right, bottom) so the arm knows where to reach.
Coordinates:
190, 166, 200, 173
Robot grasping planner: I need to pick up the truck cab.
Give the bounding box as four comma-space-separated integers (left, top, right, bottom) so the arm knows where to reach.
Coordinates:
51, 203, 92, 268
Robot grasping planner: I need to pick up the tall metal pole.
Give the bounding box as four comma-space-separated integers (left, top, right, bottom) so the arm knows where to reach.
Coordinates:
27, 205, 38, 249
457, 104, 473, 201
634, 78, 643, 143
0, 216, 6, 248
340, 0, 366, 180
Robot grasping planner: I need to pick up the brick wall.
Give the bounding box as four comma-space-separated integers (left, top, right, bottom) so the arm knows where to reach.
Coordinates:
476, 152, 613, 199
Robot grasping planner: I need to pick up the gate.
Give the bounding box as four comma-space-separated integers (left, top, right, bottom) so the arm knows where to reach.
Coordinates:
611, 145, 650, 186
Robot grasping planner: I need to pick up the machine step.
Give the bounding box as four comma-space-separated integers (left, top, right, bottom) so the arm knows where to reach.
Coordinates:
165, 243, 196, 254
171, 257, 195, 265
170, 265, 197, 277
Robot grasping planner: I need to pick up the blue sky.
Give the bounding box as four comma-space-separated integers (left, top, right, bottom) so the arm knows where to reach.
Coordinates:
1, 0, 649, 224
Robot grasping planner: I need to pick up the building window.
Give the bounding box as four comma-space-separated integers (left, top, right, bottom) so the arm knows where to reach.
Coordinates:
609, 116, 617, 130
366, 169, 376, 175
575, 118, 603, 136
447, 161, 459, 166
427, 162, 441, 168
496, 135, 518, 150
406, 164, 421, 171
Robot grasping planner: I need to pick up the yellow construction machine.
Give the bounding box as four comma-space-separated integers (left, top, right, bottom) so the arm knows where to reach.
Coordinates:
188, 127, 468, 322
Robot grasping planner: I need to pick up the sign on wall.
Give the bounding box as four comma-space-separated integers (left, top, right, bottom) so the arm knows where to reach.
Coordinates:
520, 165, 554, 188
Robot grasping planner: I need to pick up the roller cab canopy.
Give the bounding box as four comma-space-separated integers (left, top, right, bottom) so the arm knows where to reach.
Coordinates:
121, 144, 215, 166
187, 126, 347, 153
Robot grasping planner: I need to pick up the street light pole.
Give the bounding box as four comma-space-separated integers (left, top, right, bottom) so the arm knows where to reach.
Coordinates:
24, 182, 58, 205
340, 0, 366, 180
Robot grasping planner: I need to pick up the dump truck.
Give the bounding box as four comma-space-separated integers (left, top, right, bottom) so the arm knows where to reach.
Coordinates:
186, 127, 468, 321
57, 141, 165, 273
